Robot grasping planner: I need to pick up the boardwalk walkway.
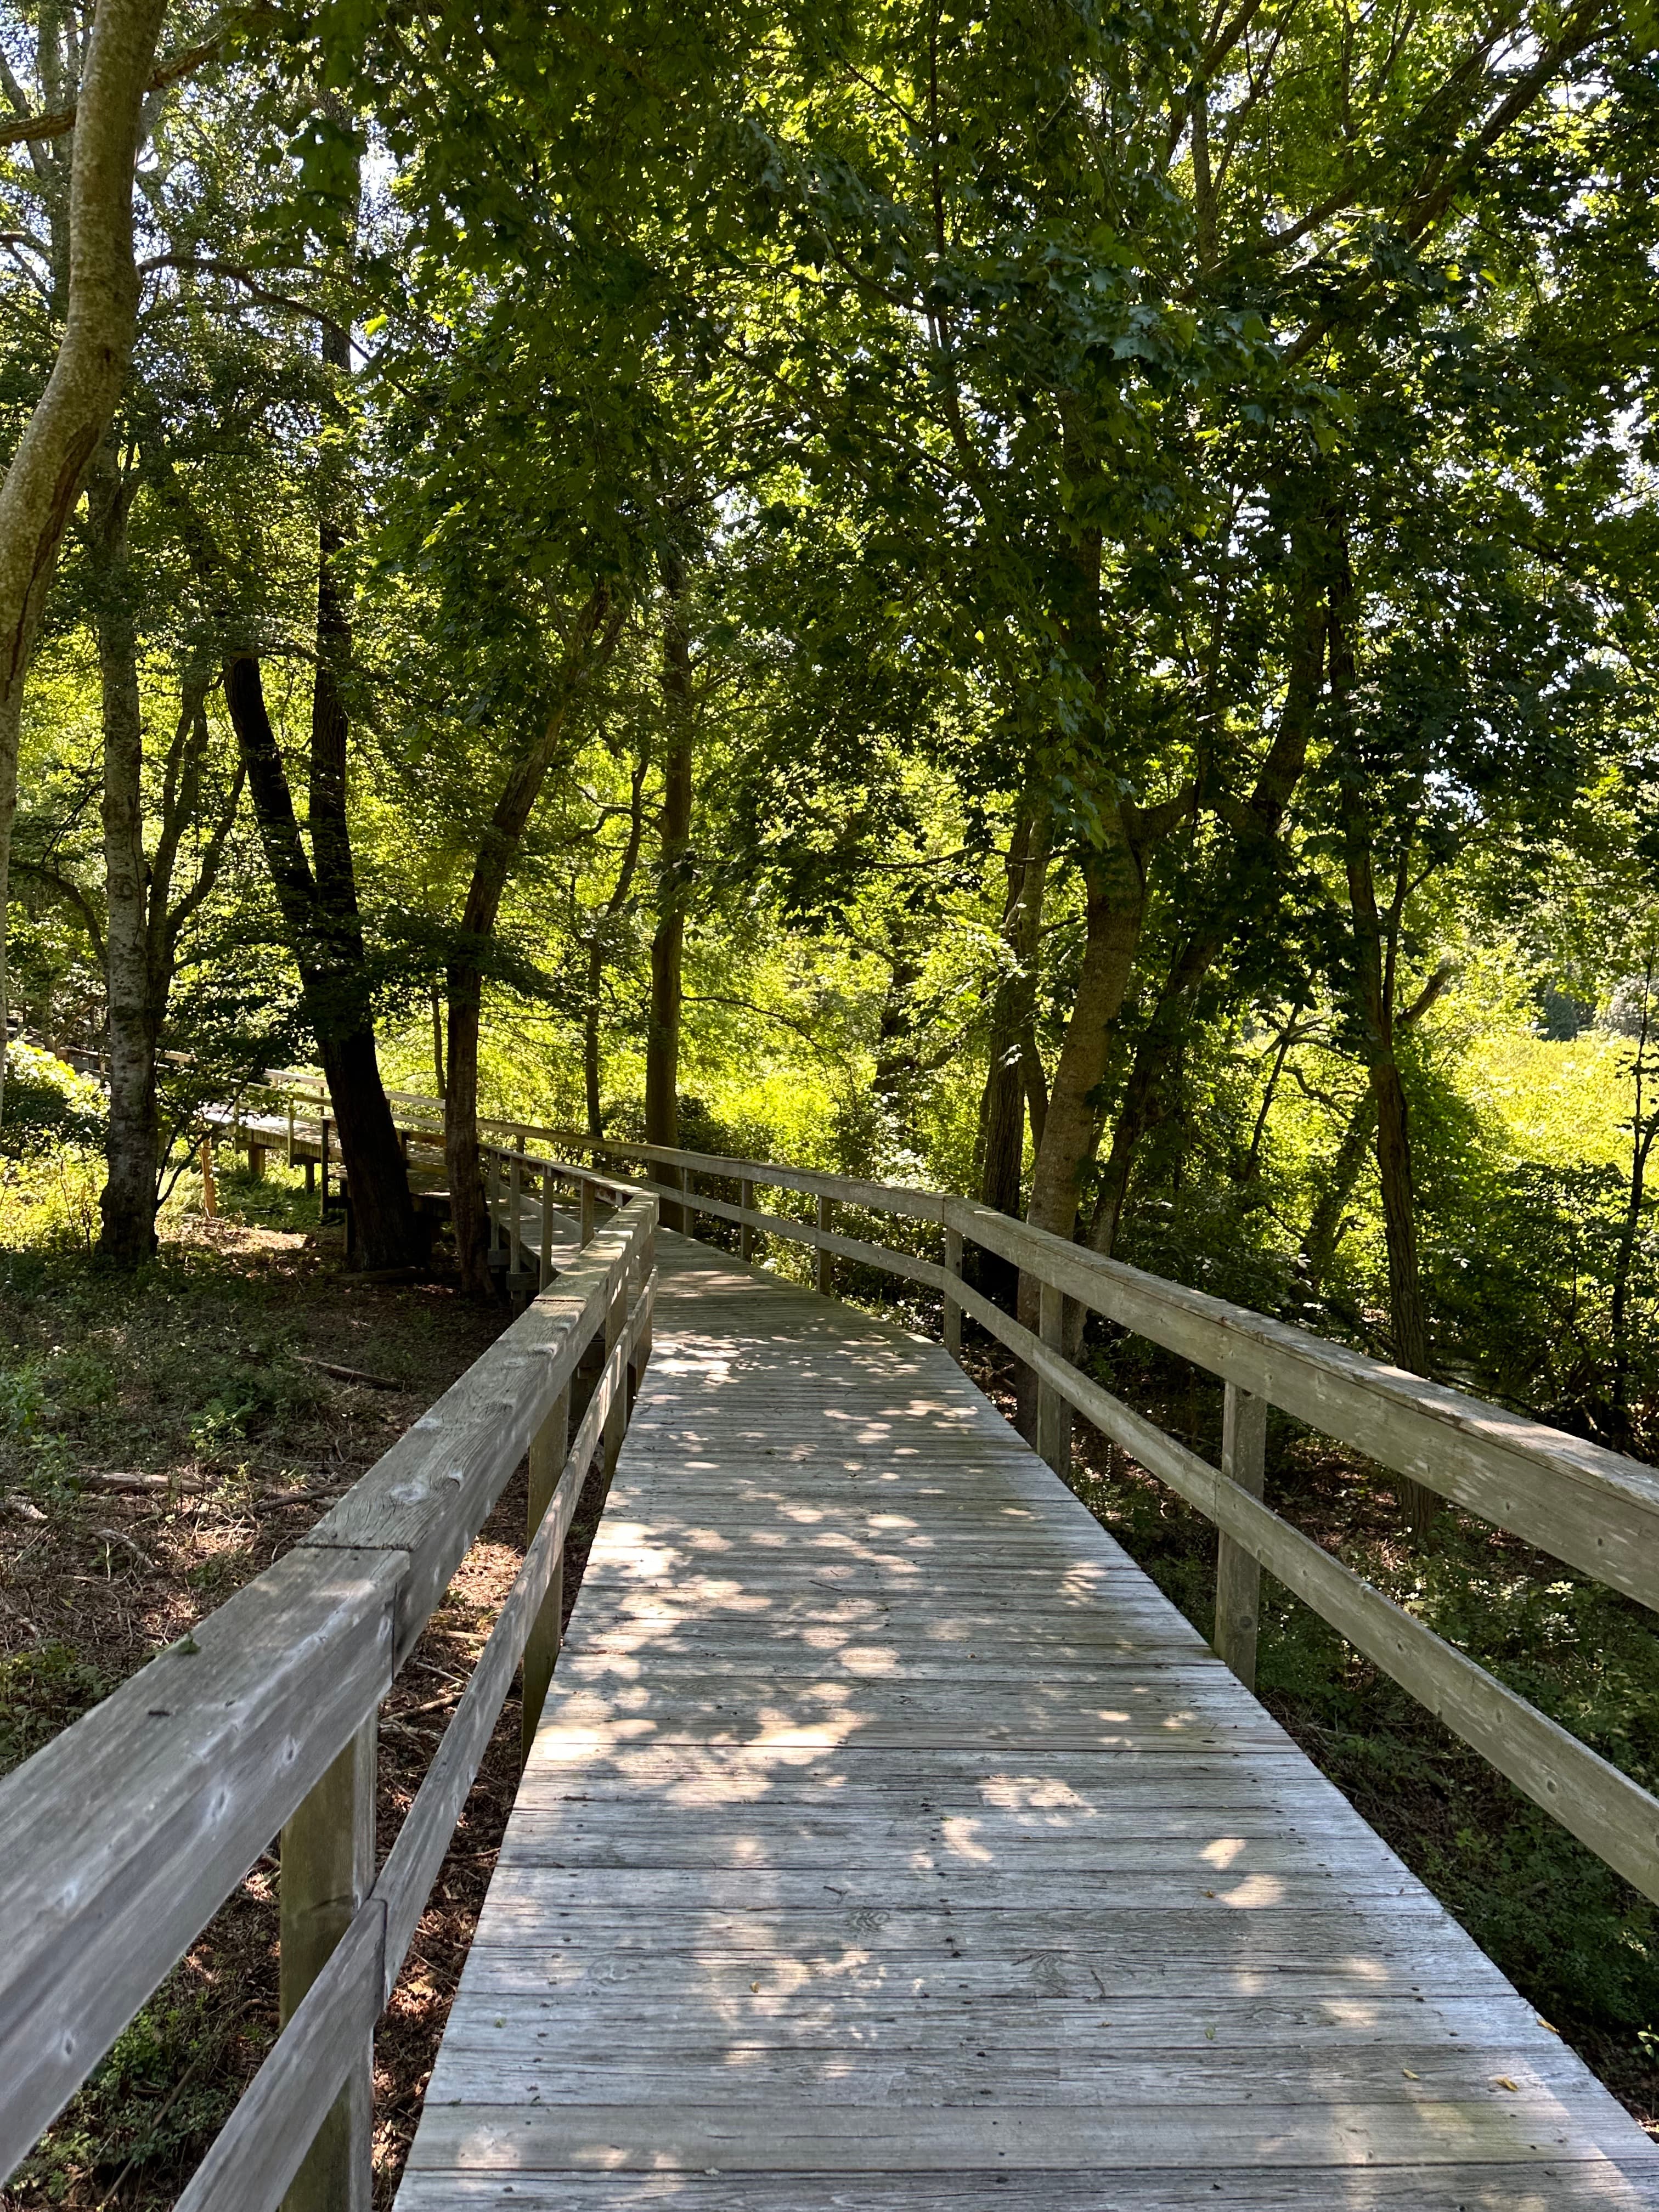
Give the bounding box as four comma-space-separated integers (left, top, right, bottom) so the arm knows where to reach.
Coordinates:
397, 1233, 1659, 2211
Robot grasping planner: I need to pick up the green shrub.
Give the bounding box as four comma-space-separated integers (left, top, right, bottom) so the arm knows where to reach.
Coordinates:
0, 1043, 106, 1160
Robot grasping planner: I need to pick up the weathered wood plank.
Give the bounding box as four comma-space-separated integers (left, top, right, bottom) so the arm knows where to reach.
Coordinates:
426, 2037, 1602, 2108
0, 1544, 403, 2181
405, 2095, 1646, 2171
405, 1986, 1549, 2050
395, 2169, 1659, 2212
393, 1234, 1655, 2212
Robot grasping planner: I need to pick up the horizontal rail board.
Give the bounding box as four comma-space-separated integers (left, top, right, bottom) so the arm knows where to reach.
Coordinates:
0, 1191, 659, 2188
0, 1544, 404, 2179
174, 1901, 386, 2212
310, 1209, 653, 1664
951, 1199, 1659, 1613
507, 1128, 948, 1227
176, 1286, 658, 2212
377, 1285, 653, 1996
948, 1274, 1659, 1906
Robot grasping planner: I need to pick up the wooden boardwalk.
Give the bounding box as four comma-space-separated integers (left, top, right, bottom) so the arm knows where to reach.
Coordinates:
397, 1233, 1659, 2211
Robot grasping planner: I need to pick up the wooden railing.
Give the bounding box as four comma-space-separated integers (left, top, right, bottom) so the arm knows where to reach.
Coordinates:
185, 1086, 1659, 1912
0, 1173, 658, 2210
484, 1119, 1659, 1917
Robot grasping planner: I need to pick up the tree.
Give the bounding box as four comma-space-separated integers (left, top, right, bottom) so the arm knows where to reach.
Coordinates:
0, 0, 168, 1110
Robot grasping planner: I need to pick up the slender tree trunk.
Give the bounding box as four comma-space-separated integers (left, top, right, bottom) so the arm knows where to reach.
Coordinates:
0, 0, 167, 1115
1328, 560, 1434, 1537
583, 982, 604, 1138
1087, 588, 1327, 1265
1013, 825, 1151, 1438
872, 944, 924, 1148
645, 583, 693, 1229
978, 802, 1049, 1218
87, 438, 160, 1263
584, 751, 648, 1141
1610, 953, 1658, 1453
306, 324, 420, 1269
223, 649, 418, 1269
446, 589, 614, 1293
1302, 1090, 1379, 1293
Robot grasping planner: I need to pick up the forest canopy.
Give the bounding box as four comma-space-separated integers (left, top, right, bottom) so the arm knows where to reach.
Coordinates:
3, 0, 1658, 1456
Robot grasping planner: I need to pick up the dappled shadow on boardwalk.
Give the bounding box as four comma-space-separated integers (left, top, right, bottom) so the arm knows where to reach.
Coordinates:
396, 1236, 1659, 2210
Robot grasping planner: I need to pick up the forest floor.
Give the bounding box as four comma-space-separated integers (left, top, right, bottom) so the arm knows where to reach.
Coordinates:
0, 1159, 618, 2210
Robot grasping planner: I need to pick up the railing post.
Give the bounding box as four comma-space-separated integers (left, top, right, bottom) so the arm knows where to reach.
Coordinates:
286, 1097, 296, 1167
522, 1377, 571, 1767
319, 1116, 330, 1218
1036, 1278, 1070, 1475
508, 1148, 524, 1278
740, 1177, 755, 1262
815, 1193, 832, 1295
636, 1210, 656, 1379
487, 1148, 503, 1256
539, 1163, 555, 1286
580, 1176, 596, 1248
943, 1224, 963, 1357
603, 1262, 627, 1477
279, 1715, 377, 2212
1214, 1381, 1269, 1690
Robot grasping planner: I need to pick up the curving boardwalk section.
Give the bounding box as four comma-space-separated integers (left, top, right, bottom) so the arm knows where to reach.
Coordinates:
398, 1234, 1659, 2211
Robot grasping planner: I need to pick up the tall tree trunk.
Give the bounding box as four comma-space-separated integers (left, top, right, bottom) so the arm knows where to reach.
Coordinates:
0, 0, 166, 1116
645, 580, 693, 1229
86, 437, 160, 1263
872, 944, 923, 1147
1086, 585, 1327, 1265
583, 751, 648, 1140
446, 590, 613, 1293
1328, 558, 1434, 1537
977, 801, 1049, 1219
1301, 1090, 1378, 1294
1610, 950, 1659, 1452
305, 317, 419, 1270
1013, 820, 1153, 1439
223, 649, 419, 1270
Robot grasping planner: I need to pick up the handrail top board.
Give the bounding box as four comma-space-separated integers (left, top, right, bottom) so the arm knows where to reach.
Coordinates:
218, 1085, 1659, 1600
575, 1144, 1659, 1614
0, 1194, 658, 2182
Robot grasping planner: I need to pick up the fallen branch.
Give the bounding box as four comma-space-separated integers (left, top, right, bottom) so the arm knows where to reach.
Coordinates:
299, 1356, 407, 1392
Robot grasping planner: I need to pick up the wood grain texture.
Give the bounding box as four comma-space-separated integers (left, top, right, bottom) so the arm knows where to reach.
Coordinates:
395, 2169, 1659, 2211
0, 1544, 403, 2181
395, 1237, 1655, 2210
311, 1201, 654, 1662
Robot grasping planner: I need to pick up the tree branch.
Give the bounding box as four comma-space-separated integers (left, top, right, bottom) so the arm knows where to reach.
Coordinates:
0, 30, 225, 146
